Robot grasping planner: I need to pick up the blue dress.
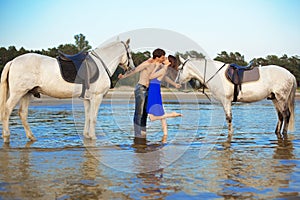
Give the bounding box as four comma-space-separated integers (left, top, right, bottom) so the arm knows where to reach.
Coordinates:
147, 78, 165, 116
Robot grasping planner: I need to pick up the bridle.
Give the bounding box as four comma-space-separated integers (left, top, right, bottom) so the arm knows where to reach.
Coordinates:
119, 41, 132, 71
178, 58, 226, 101
90, 41, 133, 88
176, 58, 190, 84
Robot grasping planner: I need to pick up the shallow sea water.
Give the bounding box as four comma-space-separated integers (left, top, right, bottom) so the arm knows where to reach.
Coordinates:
0, 98, 299, 199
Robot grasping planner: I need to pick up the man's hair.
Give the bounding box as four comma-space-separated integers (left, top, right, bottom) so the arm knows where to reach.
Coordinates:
152, 48, 166, 59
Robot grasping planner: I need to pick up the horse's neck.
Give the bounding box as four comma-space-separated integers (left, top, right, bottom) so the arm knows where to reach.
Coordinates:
191, 60, 225, 90
94, 43, 122, 74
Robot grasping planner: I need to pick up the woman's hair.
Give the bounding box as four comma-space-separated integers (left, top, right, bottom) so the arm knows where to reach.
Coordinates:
168, 55, 178, 70
152, 48, 166, 59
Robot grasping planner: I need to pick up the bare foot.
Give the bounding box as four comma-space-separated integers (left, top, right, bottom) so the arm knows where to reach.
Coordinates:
172, 112, 183, 117
161, 135, 167, 143
149, 112, 183, 121
165, 112, 183, 118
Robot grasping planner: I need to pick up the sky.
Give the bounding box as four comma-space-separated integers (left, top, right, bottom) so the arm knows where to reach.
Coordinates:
1, 0, 300, 60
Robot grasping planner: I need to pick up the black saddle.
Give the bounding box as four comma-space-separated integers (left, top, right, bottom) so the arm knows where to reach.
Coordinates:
57, 51, 99, 98
225, 61, 260, 102
58, 51, 88, 70
230, 62, 254, 70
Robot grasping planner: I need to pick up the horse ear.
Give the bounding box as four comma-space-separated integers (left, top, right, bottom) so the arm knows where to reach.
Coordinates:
126, 38, 130, 45
179, 56, 185, 64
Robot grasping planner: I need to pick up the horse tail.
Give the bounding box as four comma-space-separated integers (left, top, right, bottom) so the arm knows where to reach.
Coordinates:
0, 61, 12, 120
288, 76, 297, 132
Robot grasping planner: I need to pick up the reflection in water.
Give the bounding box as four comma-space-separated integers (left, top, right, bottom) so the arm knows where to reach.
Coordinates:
274, 139, 295, 160
0, 100, 299, 199
134, 145, 165, 199
211, 139, 298, 199
0, 143, 53, 199
272, 139, 299, 198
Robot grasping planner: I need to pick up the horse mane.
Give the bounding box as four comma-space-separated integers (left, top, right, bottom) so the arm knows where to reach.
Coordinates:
189, 58, 224, 66
95, 41, 120, 50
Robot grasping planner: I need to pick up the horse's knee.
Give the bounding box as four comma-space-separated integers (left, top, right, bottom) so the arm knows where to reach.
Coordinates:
277, 111, 283, 121
83, 133, 90, 139
28, 135, 37, 141
226, 114, 232, 123
284, 109, 290, 120
84, 133, 97, 140
3, 136, 10, 143
90, 135, 97, 140
18, 109, 27, 118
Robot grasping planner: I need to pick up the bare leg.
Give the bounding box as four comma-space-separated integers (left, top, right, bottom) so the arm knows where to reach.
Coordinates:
19, 94, 36, 141
161, 118, 168, 143
149, 112, 182, 121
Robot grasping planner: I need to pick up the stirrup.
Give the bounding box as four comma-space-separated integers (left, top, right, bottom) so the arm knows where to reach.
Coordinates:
79, 95, 90, 100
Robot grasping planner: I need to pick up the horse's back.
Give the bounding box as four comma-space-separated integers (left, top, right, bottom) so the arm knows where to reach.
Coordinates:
13, 53, 56, 66
8, 53, 61, 89
261, 65, 296, 82
11, 53, 59, 73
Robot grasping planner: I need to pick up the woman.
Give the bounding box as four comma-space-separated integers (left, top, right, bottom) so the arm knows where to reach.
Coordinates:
147, 55, 182, 143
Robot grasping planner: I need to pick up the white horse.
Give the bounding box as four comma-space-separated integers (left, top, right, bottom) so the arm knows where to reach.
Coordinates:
0, 39, 135, 143
176, 57, 296, 139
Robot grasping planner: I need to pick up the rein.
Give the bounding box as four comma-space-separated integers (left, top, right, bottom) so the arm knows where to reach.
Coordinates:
201, 60, 226, 102
90, 50, 114, 88
180, 58, 226, 102
120, 41, 131, 68
202, 59, 208, 100
90, 41, 132, 88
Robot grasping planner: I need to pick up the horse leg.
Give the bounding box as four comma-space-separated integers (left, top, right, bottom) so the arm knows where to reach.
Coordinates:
88, 94, 103, 139
83, 99, 91, 138
223, 101, 233, 139
275, 111, 284, 139
19, 94, 36, 141
281, 105, 290, 139
272, 96, 287, 139
2, 93, 24, 143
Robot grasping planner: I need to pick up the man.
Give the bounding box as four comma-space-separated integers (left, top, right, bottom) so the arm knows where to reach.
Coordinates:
118, 48, 166, 144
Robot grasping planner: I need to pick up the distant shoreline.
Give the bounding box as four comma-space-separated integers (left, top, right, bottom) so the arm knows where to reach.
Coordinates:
30, 88, 300, 106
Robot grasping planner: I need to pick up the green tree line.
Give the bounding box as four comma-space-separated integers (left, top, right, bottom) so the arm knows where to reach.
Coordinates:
0, 34, 299, 87
0, 33, 91, 70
